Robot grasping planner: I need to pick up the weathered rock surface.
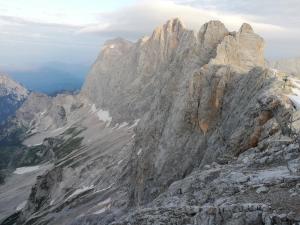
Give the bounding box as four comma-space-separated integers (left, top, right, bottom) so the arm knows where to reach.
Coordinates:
1, 18, 300, 225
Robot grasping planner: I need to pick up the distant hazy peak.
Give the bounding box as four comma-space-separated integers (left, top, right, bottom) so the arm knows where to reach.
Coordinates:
270, 58, 300, 76
0, 74, 28, 100
103, 38, 133, 49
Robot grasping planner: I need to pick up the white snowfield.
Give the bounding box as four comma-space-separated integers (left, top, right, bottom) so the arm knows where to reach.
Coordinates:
68, 185, 94, 200
93, 198, 111, 215
16, 201, 27, 211
14, 165, 41, 175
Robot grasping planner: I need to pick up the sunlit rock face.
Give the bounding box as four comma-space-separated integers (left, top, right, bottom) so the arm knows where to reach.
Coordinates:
2, 18, 300, 225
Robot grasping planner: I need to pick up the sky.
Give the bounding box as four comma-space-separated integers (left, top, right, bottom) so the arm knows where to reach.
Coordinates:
0, 0, 300, 72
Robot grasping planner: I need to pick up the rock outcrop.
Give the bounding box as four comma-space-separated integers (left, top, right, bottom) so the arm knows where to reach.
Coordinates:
1, 18, 300, 225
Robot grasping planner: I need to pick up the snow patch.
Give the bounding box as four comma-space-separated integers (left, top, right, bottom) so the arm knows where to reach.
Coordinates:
287, 79, 300, 110
97, 198, 111, 206
112, 123, 119, 129
68, 185, 94, 199
31, 142, 43, 147
288, 95, 300, 110
97, 110, 112, 127
93, 208, 107, 214
128, 119, 140, 129
93, 198, 111, 215
91, 104, 97, 113
40, 111, 46, 116
14, 165, 41, 174
95, 183, 115, 193
137, 148, 143, 156
118, 122, 128, 129
16, 201, 27, 211
90, 104, 112, 126
292, 88, 300, 96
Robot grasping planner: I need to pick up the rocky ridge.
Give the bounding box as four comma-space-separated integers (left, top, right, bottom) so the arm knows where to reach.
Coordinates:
1, 18, 300, 225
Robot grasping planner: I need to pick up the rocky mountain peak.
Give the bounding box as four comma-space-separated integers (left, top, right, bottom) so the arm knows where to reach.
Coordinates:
102, 38, 133, 50
210, 22, 265, 71
164, 17, 185, 33
197, 20, 229, 62
239, 22, 254, 33
199, 20, 228, 36
151, 17, 185, 40
0, 74, 28, 100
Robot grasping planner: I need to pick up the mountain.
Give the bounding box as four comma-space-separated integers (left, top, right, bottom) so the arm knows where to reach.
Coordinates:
270, 57, 300, 76
0, 75, 28, 124
1, 19, 300, 225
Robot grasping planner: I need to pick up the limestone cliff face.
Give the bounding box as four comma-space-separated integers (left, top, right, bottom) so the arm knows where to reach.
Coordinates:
81, 18, 272, 205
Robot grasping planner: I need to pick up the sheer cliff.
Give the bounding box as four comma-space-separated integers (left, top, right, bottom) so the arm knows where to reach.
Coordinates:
1, 19, 300, 225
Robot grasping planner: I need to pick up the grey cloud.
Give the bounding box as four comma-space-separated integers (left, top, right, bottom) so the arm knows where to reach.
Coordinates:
175, 0, 300, 28
78, 0, 300, 59
0, 0, 300, 71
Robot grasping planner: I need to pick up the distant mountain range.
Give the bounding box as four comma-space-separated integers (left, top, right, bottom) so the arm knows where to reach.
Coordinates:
4, 62, 89, 95
270, 57, 300, 76
0, 75, 28, 124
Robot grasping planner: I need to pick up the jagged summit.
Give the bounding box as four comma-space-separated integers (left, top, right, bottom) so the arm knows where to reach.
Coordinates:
164, 17, 185, 32
239, 22, 254, 33
102, 38, 133, 49
151, 17, 185, 39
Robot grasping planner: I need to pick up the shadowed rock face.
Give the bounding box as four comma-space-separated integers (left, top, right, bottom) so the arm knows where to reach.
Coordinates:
2, 18, 300, 225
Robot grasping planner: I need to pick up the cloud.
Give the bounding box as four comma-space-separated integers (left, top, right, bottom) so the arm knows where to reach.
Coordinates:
0, 15, 81, 29
75, 0, 300, 59
78, 0, 284, 39
174, 0, 300, 28
0, 0, 299, 70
